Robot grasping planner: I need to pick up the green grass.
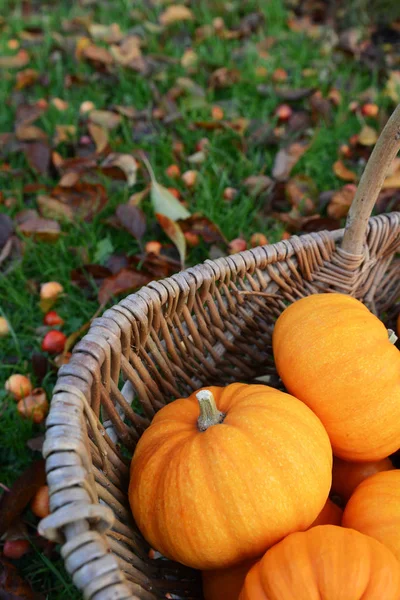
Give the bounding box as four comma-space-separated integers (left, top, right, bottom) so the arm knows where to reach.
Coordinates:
0, 0, 396, 597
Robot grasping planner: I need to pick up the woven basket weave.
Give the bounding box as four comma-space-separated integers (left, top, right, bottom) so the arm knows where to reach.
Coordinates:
39, 106, 400, 600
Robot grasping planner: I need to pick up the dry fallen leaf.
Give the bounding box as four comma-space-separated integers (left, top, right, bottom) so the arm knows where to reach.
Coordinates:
333, 160, 357, 182
272, 142, 309, 181
15, 125, 47, 141
101, 153, 137, 186
98, 268, 152, 304
89, 109, 121, 130
179, 213, 228, 244
0, 557, 43, 600
156, 213, 186, 267
15, 68, 39, 90
358, 125, 378, 146
110, 36, 142, 66
54, 124, 77, 145
385, 71, 400, 103
87, 122, 109, 154
116, 203, 146, 240
159, 5, 194, 26
0, 49, 30, 69
23, 141, 51, 175
88, 22, 123, 43
82, 44, 114, 66
327, 184, 356, 219
37, 195, 74, 222
50, 182, 108, 222
18, 216, 61, 242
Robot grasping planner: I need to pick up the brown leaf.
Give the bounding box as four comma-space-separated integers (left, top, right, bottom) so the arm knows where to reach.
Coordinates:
24, 141, 51, 175
128, 186, 150, 206
16, 103, 46, 127
0, 214, 14, 248
116, 204, 146, 240
285, 175, 317, 215
382, 172, 400, 189
333, 160, 357, 182
309, 91, 332, 122
131, 253, 181, 278
18, 216, 61, 242
0, 460, 45, 536
26, 435, 45, 452
0, 558, 43, 599
82, 44, 114, 66
58, 171, 80, 187
209, 67, 240, 89
31, 352, 49, 385
275, 87, 315, 101
54, 125, 76, 145
385, 71, 400, 103
50, 182, 108, 222
159, 5, 194, 26
89, 110, 121, 130
87, 122, 109, 154
37, 195, 74, 222
110, 36, 142, 66
15, 125, 47, 142
156, 213, 186, 267
272, 142, 309, 181
358, 124, 378, 146
15, 68, 39, 90
101, 153, 137, 186
88, 23, 123, 43
327, 184, 356, 218
71, 264, 112, 289
179, 214, 228, 244
0, 49, 30, 69
243, 175, 273, 197
98, 268, 152, 304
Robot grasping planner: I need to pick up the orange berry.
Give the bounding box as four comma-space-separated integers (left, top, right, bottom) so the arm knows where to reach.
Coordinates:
8, 39, 19, 50
281, 231, 291, 240
3, 539, 30, 559
43, 311, 64, 326
36, 98, 48, 109
17, 388, 48, 422
250, 233, 269, 247
184, 232, 200, 247
181, 170, 198, 188
0, 316, 10, 337
223, 187, 238, 202
361, 103, 379, 117
211, 106, 224, 120
229, 238, 247, 254
272, 68, 288, 82
165, 164, 181, 179
80, 100, 95, 114
5, 374, 32, 400
145, 241, 162, 255
275, 104, 293, 121
40, 281, 64, 300
31, 485, 50, 518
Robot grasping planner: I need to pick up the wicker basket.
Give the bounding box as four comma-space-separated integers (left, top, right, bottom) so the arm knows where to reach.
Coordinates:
39, 106, 400, 600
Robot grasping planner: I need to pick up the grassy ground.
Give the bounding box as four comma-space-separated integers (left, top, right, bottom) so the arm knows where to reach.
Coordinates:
0, 0, 397, 597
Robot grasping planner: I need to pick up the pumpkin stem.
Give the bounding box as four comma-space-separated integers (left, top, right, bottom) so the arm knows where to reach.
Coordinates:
388, 329, 398, 344
196, 390, 225, 431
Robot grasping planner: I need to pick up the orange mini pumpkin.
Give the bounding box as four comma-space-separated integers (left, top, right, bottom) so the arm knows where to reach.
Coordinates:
202, 559, 255, 600
273, 293, 400, 461
308, 498, 342, 528
129, 383, 332, 569
332, 456, 394, 503
342, 470, 400, 561
239, 525, 400, 599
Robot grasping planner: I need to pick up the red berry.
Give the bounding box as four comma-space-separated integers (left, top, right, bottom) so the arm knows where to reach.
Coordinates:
3, 539, 30, 559
41, 330, 67, 354
275, 104, 293, 122
43, 311, 64, 326
165, 164, 181, 179
361, 103, 379, 117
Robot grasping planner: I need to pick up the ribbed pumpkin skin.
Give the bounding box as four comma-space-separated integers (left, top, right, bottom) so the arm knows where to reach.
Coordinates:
273, 293, 400, 461
332, 456, 394, 503
129, 383, 332, 569
202, 559, 255, 600
309, 498, 342, 528
239, 525, 400, 600
342, 470, 400, 561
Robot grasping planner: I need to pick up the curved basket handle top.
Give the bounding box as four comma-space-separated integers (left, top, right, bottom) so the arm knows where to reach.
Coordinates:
342, 103, 400, 255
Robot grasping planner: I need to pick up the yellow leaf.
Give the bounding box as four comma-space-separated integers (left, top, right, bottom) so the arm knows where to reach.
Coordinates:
156, 213, 186, 267
333, 160, 357, 182
358, 125, 378, 146
159, 5, 194, 26
88, 122, 109, 154
89, 110, 121, 130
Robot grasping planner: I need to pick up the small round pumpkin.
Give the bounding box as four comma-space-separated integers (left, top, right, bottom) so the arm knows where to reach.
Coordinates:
342, 470, 400, 561
239, 525, 400, 600
309, 498, 342, 528
332, 456, 394, 503
273, 293, 400, 461
202, 559, 255, 600
129, 383, 332, 569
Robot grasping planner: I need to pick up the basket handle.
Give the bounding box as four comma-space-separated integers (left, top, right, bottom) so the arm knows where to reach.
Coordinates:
341, 103, 400, 255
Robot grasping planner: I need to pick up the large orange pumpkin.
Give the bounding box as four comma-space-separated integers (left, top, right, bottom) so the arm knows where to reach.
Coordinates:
239, 525, 400, 600
308, 498, 342, 528
202, 559, 256, 600
129, 383, 332, 569
342, 470, 400, 561
332, 456, 394, 503
273, 293, 400, 461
